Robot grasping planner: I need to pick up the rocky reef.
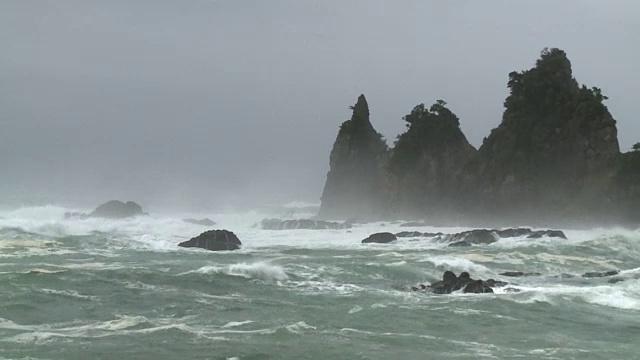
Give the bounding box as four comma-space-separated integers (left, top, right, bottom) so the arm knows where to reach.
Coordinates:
319, 48, 638, 227
412, 271, 503, 294
362, 227, 566, 246
260, 218, 352, 230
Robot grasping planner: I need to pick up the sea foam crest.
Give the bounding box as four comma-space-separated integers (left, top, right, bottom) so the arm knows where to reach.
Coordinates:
194, 262, 289, 281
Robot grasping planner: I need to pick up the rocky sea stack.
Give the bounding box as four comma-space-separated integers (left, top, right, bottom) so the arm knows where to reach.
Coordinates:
319, 48, 640, 227
319, 95, 388, 220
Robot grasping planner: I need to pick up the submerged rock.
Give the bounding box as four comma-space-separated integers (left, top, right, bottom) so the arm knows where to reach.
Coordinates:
89, 200, 147, 219
499, 271, 541, 277
260, 218, 352, 230
178, 230, 241, 251
582, 270, 619, 278
183, 218, 216, 226
526, 230, 567, 239
362, 232, 397, 244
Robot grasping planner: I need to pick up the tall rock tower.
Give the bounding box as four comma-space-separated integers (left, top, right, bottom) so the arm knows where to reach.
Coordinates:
319, 95, 388, 220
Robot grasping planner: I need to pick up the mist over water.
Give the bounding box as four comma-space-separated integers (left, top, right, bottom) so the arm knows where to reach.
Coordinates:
1, 203, 639, 359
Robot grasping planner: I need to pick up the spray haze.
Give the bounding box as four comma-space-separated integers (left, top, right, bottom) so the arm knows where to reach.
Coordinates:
1, 1, 638, 212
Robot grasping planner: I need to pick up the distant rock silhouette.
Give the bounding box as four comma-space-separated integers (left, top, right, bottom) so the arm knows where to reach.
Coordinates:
260, 218, 351, 230
178, 230, 241, 251
64, 200, 148, 219
183, 218, 216, 226
89, 200, 146, 219
361, 232, 397, 244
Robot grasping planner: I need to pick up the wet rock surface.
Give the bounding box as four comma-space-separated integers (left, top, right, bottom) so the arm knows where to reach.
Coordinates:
178, 230, 241, 251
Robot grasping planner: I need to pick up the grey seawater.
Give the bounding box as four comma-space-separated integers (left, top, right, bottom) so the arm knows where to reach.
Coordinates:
1, 207, 639, 359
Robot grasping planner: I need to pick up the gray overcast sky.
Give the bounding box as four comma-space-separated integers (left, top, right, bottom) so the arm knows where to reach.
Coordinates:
1, 1, 639, 210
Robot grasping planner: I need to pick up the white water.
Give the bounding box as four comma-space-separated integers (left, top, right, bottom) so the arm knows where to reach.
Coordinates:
1, 204, 640, 314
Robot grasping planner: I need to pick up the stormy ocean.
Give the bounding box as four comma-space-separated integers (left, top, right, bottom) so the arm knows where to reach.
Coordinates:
1, 203, 639, 359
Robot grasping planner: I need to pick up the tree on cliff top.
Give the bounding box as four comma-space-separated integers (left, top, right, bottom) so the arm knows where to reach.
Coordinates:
633, 142, 640, 152
389, 100, 470, 173
334, 94, 387, 159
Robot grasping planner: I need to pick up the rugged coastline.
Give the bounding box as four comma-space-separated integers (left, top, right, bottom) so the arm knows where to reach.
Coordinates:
319, 48, 640, 227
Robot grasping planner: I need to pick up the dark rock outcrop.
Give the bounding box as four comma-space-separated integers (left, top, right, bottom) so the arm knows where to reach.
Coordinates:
437, 228, 567, 247
88, 200, 146, 219
183, 218, 216, 226
178, 230, 241, 251
494, 228, 567, 239
260, 218, 351, 230
318, 95, 388, 220
445, 229, 497, 247
463, 280, 494, 294
494, 228, 534, 238
413, 271, 499, 294
362, 232, 397, 244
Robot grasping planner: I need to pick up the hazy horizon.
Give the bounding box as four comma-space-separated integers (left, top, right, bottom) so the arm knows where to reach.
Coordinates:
2, 1, 639, 211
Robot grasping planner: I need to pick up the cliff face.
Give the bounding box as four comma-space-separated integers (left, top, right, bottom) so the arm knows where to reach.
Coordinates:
476, 48, 620, 222
318, 95, 388, 219
387, 101, 477, 219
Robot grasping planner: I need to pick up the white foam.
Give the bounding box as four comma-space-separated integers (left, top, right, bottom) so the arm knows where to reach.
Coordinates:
221, 320, 254, 328
284, 321, 316, 334
97, 315, 150, 331
424, 255, 491, 274
189, 262, 289, 281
